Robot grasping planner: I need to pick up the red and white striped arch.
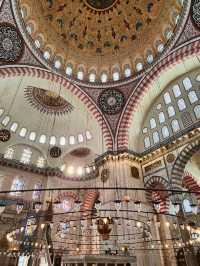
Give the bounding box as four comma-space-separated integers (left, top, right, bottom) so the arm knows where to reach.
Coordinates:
81, 191, 99, 215
152, 191, 170, 214
183, 171, 200, 201
0, 66, 113, 150
117, 40, 200, 149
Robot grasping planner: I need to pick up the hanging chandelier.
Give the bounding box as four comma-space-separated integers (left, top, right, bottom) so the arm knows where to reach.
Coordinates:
96, 217, 114, 240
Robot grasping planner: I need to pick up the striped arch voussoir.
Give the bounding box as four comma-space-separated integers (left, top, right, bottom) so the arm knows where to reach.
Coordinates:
171, 139, 200, 190
117, 40, 200, 149
56, 191, 79, 201
144, 176, 170, 202
81, 191, 99, 215
0, 66, 113, 150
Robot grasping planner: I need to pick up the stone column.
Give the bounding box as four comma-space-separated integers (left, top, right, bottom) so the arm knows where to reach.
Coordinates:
159, 215, 177, 266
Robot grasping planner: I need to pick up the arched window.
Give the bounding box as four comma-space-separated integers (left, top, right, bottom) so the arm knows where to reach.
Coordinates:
78, 133, 84, 143
32, 182, 42, 200
39, 135, 46, 144
142, 128, 148, 134
4, 147, 14, 159
162, 126, 170, 138
163, 92, 171, 104
19, 128, 27, 137
177, 98, 186, 111
2, 116, 10, 126
183, 77, 192, 90
89, 72, 96, 83
194, 105, 200, 119
54, 59, 61, 69
153, 131, 160, 144
50, 136, 56, 145
10, 122, 18, 132
62, 199, 71, 212
43, 51, 50, 60
136, 62, 143, 72
69, 135, 75, 145
77, 69, 84, 80
172, 84, 181, 98
188, 91, 198, 104
20, 148, 32, 164
124, 66, 131, 77
59, 136, 66, 146
159, 112, 165, 123
144, 137, 150, 148
171, 119, 180, 132
112, 71, 120, 81
182, 199, 192, 213
167, 106, 175, 117
29, 132, 36, 141
37, 157, 45, 168
101, 72, 108, 83
10, 178, 25, 196
66, 64, 73, 76
150, 118, 156, 129
86, 130, 92, 140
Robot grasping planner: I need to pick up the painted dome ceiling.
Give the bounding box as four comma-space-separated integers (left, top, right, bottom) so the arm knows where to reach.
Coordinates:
19, 0, 184, 84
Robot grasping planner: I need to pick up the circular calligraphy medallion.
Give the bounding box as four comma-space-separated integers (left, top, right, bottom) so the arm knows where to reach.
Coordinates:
98, 89, 125, 115
50, 146, 62, 158
0, 24, 24, 63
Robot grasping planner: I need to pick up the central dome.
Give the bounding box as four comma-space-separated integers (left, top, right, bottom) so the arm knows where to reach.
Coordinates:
19, 0, 184, 83
83, 0, 117, 11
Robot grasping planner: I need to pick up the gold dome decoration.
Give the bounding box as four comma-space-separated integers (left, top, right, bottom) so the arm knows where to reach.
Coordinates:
19, 0, 184, 83
83, 0, 118, 11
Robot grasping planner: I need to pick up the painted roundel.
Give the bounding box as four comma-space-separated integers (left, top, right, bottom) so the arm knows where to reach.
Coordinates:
192, 0, 200, 28
24, 86, 74, 116
98, 89, 125, 115
0, 24, 24, 63
83, 0, 117, 10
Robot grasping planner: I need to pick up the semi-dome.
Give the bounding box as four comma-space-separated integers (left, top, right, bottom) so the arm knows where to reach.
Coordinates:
18, 0, 185, 84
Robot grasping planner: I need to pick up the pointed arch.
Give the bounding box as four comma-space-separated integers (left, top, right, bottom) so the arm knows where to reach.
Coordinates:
116, 40, 200, 150
171, 138, 200, 189
0, 66, 113, 150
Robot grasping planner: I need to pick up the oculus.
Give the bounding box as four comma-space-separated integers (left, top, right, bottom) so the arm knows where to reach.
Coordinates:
0, 23, 24, 63
83, 0, 117, 11
24, 86, 74, 116
98, 89, 125, 115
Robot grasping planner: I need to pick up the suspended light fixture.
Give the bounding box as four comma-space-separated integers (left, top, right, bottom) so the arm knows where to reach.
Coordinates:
40, 223, 45, 230
190, 203, 198, 214
114, 199, 122, 211
95, 200, 101, 212
147, 220, 151, 226
153, 201, 160, 212
96, 217, 114, 240
136, 221, 142, 228
134, 200, 142, 212
53, 200, 61, 209
74, 200, 81, 211
34, 201, 42, 213
16, 202, 24, 214
0, 204, 6, 215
